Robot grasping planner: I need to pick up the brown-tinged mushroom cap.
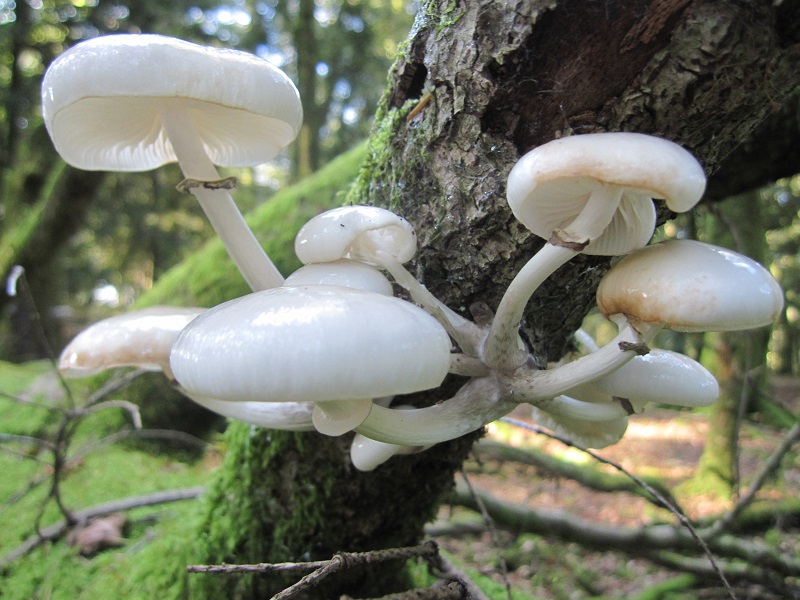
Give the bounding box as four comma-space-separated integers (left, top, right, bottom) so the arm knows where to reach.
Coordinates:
597, 239, 784, 332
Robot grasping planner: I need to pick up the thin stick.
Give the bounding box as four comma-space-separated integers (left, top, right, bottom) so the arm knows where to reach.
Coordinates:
271, 542, 439, 600
706, 419, 800, 537
459, 469, 512, 600
500, 416, 738, 600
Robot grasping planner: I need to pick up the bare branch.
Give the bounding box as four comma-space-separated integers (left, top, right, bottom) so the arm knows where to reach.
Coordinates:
187, 542, 441, 600
499, 416, 737, 598
449, 481, 800, 578
707, 419, 800, 538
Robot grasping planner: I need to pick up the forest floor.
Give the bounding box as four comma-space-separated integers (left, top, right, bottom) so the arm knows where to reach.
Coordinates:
432, 377, 800, 599
2, 361, 798, 599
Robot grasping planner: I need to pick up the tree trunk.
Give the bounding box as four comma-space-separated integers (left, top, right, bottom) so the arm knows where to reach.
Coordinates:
190, 2, 800, 598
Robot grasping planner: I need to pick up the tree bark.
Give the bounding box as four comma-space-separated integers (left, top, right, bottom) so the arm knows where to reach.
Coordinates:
191, 2, 800, 598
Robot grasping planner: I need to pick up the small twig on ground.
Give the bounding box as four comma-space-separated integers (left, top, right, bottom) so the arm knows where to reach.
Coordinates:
188, 541, 440, 600
0, 486, 205, 567
459, 469, 512, 600
500, 417, 738, 600
343, 581, 468, 599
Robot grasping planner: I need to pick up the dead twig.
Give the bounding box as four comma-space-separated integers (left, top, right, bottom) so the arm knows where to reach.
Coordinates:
187, 541, 441, 600
706, 418, 800, 538
500, 417, 737, 600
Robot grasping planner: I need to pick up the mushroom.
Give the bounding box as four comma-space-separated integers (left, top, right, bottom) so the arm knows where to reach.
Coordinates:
58, 305, 315, 430
596, 239, 784, 335
169, 285, 453, 437
349, 405, 430, 471
591, 348, 720, 412
530, 386, 630, 449
284, 258, 394, 296
350, 433, 427, 471
483, 133, 706, 370
41, 34, 302, 291
184, 393, 315, 432
507, 239, 783, 405
294, 205, 483, 355
58, 306, 204, 379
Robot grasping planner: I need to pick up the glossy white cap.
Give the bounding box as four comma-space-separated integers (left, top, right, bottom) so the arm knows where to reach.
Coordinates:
58, 306, 204, 378
294, 205, 416, 266
507, 133, 706, 255
597, 240, 784, 332
42, 34, 302, 170
593, 349, 719, 408
170, 285, 451, 404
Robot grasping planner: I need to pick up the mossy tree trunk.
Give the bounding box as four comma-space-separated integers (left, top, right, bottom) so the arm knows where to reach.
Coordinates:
190, 2, 800, 598
689, 195, 776, 499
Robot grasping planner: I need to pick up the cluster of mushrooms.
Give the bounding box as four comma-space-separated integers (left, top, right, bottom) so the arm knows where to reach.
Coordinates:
45, 34, 784, 471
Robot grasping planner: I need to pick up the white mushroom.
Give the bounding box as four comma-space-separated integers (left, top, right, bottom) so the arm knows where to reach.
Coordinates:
295, 205, 482, 354
58, 305, 314, 430
508, 239, 783, 404
592, 348, 720, 411
58, 306, 204, 379
484, 133, 706, 370
597, 239, 784, 334
42, 34, 302, 292
531, 386, 630, 449
169, 285, 453, 437
184, 393, 315, 432
284, 258, 394, 296
349, 405, 429, 471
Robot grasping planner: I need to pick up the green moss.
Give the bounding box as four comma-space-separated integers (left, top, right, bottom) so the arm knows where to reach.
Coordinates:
189, 424, 356, 598
0, 359, 211, 600
346, 106, 410, 211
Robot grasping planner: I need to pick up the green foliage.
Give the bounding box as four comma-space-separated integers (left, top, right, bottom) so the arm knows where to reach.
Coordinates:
0, 361, 212, 600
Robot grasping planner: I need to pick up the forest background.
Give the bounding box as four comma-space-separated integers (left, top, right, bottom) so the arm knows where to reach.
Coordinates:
1, 1, 800, 599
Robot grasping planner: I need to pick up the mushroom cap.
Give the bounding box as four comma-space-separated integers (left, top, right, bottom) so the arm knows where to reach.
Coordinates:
170, 285, 451, 403
59, 306, 204, 377
531, 402, 628, 449
284, 259, 394, 295
42, 34, 302, 171
507, 133, 706, 255
184, 392, 315, 432
294, 205, 417, 266
597, 239, 784, 332
593, 349, 719, 408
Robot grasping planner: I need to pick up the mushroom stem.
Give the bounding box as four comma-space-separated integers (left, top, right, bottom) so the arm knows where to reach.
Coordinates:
538, 394, 629, 421
484, 187, 625, 372
375, 250, 484, 356
311, 398, 373, 436
160, 104, 284, 291
483, 243, 577, 369
557, 185, 624, 246
355, 376, 512, 446
506, 317, 663, 403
